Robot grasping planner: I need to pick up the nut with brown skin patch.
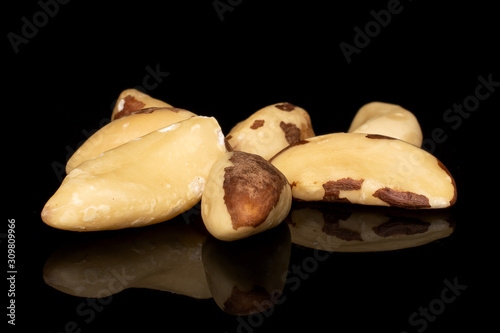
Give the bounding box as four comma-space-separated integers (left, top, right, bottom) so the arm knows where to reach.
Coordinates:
348, 102, 423, 147
114, 95, 146, 120
279, 121, 301, 145
250, 119, 265, 129
226, 102, 315, 160
372, 187, 431, 209
323, 178, 364, 203
275, 102, 296, 111
271, 132, 457, 209
111, 88, 173, 121
201, 151, 292, 241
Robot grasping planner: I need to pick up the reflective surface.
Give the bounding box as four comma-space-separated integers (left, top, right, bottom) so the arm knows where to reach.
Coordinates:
286, 202, 454, 252
43, 202, 455, 317
9, 1, 495, 331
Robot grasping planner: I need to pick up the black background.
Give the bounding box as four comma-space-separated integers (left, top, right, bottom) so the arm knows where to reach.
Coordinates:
5, 0, 498, 332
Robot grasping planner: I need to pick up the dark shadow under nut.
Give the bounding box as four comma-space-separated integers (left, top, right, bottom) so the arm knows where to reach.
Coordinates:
223, 152, 288, 230
365, 134, 397, 140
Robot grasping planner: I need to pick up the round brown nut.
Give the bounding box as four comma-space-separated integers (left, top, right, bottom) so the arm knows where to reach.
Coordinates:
226, 102, 315, 160
201, 151, 292, 241
111, 88, 173, 120
66, 107, 196, 173
348, 102, 423, 147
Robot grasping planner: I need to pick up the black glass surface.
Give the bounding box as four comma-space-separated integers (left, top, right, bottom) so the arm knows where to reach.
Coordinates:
6, 1, 497, 332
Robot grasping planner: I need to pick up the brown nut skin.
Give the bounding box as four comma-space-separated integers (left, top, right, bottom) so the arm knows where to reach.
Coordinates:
226, 102, 315, 160
201, 151, 292, 241
270, 133, 457, 209
348, 102, 423, 147
111, 88, 173, 120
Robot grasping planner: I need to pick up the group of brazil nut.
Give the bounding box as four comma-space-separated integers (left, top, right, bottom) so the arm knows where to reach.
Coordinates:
42, 89, 457, 241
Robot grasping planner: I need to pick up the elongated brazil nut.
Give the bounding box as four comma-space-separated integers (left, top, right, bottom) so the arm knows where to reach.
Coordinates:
270, 133, 457, 209
201, 151, 292, 241
348, 102, 423, 147
226, 102, 315, 160
66, 107, 196, 173
42, 116, 228, 231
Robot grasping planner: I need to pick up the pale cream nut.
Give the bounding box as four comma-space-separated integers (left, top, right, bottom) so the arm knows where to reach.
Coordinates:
348, 102, 423, 147
270, 132, 457, 209
42, 116, 228, 231
201, 151, 292, 241
226, 102, 315, 160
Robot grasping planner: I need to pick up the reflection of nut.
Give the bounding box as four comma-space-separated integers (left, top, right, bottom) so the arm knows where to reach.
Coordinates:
201, 151, 292, 241
270, 132, 457, 209
202, 223, 291, 315
66, 107, 196, 173
42, 116, 228, 231
43, 220, 211, 299
226, 102, 315, 160
348, 102, 423, 147
287, 202, 454, 252
111, 88, 173, 120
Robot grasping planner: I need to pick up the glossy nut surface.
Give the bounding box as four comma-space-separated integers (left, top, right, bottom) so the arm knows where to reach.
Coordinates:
348, 102, 423, 147
226, 102, 315, 160
270, 133, 457, 209
201, 151, 292, 241
42, 116, 228, 231
66, 107, 196, 173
